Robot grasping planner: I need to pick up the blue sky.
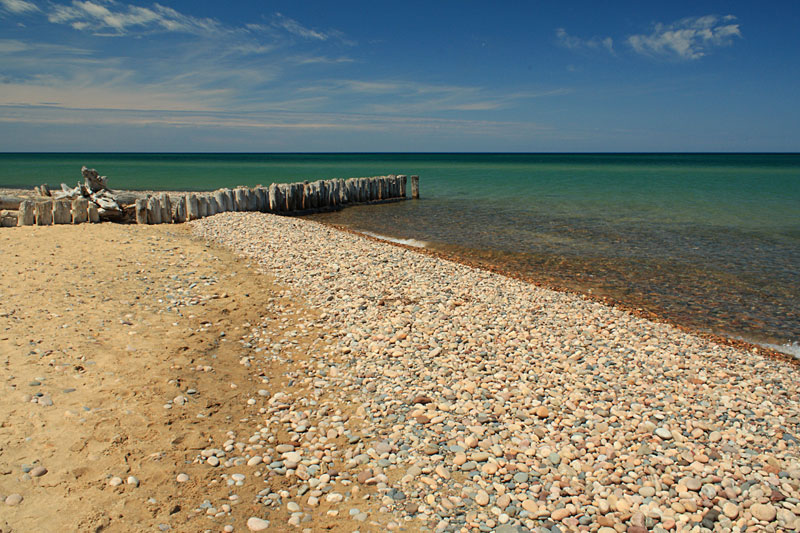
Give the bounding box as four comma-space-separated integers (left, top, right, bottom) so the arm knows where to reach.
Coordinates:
0, 0, 798, 151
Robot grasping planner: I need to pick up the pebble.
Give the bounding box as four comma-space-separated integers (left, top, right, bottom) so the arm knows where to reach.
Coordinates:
751, 502, 777, 522
108, 477, 123, 487
475, 490, 489, 506
176, 473, 189, 483
246, 517, 270, 531
655, 427, 672, 439
30, 466, 47, 477
5, 494, 23, 506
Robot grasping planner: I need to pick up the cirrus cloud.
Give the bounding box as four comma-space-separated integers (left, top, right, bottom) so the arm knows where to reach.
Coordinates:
627, 15, 742, 60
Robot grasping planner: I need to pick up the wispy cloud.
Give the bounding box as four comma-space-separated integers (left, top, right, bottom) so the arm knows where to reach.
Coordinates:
46, 1, 222, 36
0, 0, 39, 14
556, 28, 614, 54
298, 79, 571, 114
273, 12, 327, 41
627, 15, 741, 60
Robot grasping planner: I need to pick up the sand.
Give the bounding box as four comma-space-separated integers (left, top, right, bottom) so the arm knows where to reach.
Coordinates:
0, 223, 374, 532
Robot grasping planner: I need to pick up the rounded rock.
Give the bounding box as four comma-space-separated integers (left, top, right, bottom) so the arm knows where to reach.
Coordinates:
246, 517, 271, 531
751, 503, 776, 522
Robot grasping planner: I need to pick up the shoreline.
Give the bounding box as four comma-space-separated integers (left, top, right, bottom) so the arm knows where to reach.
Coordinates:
5, 184, 796, 362
312, 223, 799, 365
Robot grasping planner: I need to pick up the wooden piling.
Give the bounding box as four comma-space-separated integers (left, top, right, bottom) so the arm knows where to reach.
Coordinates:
411, 175, 420, 199
208, 196, 219, 216
71, 197, 88, 224
135, 199, 148, 224
147, 196, 162, 224
399, 175, 407, 198
159, 193, 172, 223
197, 195, 208, 218
233, 188, 246, 211
174, 196, 186, 223
53, 199, 71, 224
213, 190, 227, 213
18, 200, 34, 226
35, 201, 53, 225
87, 203, 99, 223
186, 194, 200, 220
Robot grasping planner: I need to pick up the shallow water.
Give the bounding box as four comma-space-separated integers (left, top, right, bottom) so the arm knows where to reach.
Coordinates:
2, 152, 798, 351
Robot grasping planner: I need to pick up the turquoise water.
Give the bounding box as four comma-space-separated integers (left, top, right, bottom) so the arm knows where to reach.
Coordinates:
2, 153, 798, 351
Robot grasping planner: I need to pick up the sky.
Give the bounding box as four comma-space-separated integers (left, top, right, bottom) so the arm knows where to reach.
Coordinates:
0, 0, 798, 152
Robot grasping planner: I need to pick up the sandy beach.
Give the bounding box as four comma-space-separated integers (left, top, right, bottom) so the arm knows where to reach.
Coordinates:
1, 213, 799, 533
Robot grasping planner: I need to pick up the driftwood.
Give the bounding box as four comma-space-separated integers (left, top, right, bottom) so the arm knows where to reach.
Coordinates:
0, 196, 22, 210
82, 166, 107, 192
0, 210, 17, 227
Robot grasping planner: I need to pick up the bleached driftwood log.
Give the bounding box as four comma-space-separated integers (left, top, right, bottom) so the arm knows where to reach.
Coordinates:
0, 196, 22, 210
82, 166, 107, 192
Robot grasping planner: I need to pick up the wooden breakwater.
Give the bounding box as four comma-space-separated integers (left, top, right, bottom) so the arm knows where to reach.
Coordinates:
1, 174, 420, 227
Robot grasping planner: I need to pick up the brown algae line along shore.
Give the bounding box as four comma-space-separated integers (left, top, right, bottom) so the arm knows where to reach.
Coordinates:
192, 211, 800, 532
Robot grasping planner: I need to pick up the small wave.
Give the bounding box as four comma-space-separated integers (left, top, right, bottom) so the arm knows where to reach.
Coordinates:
361, 231, 427, 248
758, 341, 800, 360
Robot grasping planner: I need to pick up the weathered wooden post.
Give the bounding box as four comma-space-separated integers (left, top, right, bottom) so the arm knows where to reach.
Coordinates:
244, 188, 256, 211
159, 193, 172, 223
399, 175, 407, 198
87, 203, 100, 223
186, 194, 200, 220
135, 199, 148, 224
233, 188, 246, 211
411, 175, 420, 199
173, 195, 186, 223
52, 199, 71, 224
18, 200, 35, 226
198, 195, 208, 218
147, 196, 162, 224
71, 197, 88, 224
208, 196, 219, 216
268, 183, 279, 212
35, 200, 53, 225
213, 190, 227, 212
255, 187, 268, 211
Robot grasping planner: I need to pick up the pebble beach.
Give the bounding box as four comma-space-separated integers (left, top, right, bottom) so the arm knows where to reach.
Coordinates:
187, 212, 800, 533
1, 211, 798, 533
